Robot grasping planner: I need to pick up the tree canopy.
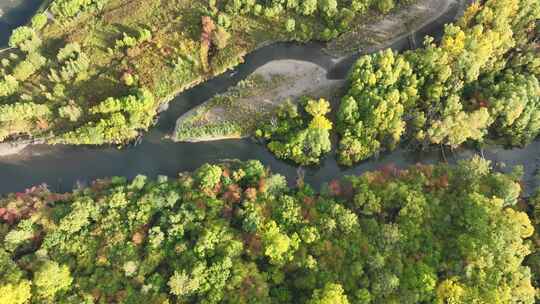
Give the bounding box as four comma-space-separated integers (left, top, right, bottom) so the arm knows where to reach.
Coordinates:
0, 159, 537, 303
337, 0, 540, 165
256, 97, 333, 165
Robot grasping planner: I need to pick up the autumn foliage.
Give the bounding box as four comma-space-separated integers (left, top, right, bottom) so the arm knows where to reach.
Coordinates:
0, 159, 536, 303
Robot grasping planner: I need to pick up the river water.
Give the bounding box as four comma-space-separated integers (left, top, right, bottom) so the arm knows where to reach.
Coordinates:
0, 0, 538, 195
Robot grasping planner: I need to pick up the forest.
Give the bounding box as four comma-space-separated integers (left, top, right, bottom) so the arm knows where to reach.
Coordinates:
1, 158, 538, 303
0, 0, 411, 146
337, 0, 540, 165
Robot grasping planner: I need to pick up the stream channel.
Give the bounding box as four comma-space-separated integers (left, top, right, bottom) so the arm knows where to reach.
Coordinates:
0, 0, 538, 195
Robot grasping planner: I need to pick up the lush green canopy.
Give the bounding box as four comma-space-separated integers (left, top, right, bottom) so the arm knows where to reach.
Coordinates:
256, 97, 333, 165
337, 0, 540, 165
0, 159, 536, 303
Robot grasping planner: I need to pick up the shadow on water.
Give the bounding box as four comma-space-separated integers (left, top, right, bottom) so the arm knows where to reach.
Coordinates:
0, 0, 538, 196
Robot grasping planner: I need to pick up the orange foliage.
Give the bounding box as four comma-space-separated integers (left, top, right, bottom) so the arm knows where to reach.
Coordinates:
132, 231, 145, 245
221, 204, 234, 219
301, 196, 316, 220
301, 208, 314, 221
328, 179, 342, 196
244, 187, 258, 201
258, 178, 267, 193
243, 233, 262, 255
195, 199, 207, 211
434, 174, 449, 189
115, 290, 128, 302
200, 16, 216, 72
0, 185, 52, 225
415, 163, 433, 178
36, 118, 49, 130
222, 184, 242, 203
303, 196, 315, 207
379, 163, 401, 179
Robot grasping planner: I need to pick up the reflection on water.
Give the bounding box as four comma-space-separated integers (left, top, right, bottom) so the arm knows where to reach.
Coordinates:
0, 0, 537, 196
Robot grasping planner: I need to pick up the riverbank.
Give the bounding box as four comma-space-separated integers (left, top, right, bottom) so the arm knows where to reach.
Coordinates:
325, 0, 456, 56
173, 59, 344, 142
171, 0, 463, 143
0, 140, 30, 156
1, 159, 536, 303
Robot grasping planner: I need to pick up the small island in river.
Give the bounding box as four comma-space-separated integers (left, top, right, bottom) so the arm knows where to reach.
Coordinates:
173, 59, 343, 142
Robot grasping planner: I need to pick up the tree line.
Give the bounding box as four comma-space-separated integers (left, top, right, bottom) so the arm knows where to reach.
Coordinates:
0, 158, 537, 303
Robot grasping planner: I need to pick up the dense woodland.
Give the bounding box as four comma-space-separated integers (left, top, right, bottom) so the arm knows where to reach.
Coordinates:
337, 0, 540, 165
1, 158, 538, 303
0, 0, 411, 145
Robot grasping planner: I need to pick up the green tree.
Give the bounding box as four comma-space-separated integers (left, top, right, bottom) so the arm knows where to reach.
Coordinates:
34, 261, 73, 300
337, 0, 540, 165
0, 76, 19, 97
286, 18, 296, 32
318, 0, 338, 16
308, 283, 350, 304
258, 97, 333, 165
8, 26, 41, 52
337, 49, 417, 165
8, 26, 34, 48
376, 0, 395, 13
0, 102, 51, 141
12, 52, 46, 81
0, 160, 536, 303
481, 70, 540, 146
212, 26, 231, 49
194, 163, 222, 192
0, 281, 31, 304
300, 0, 317, 15
168, 270, 200, 297
427, 95, 492, 147
30, 13, 48, 30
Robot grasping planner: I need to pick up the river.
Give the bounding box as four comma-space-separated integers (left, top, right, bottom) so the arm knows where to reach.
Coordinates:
0, 0, 538, 196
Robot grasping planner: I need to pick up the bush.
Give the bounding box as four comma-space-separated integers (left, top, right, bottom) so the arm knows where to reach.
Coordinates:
30, 13, 48, 30
194, 163, 222, 192
377, 0, 395, 13
212, 26, 231, 49
257, 97, 333, 165
8, 27, 41, 52
285, 18, 296, 32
